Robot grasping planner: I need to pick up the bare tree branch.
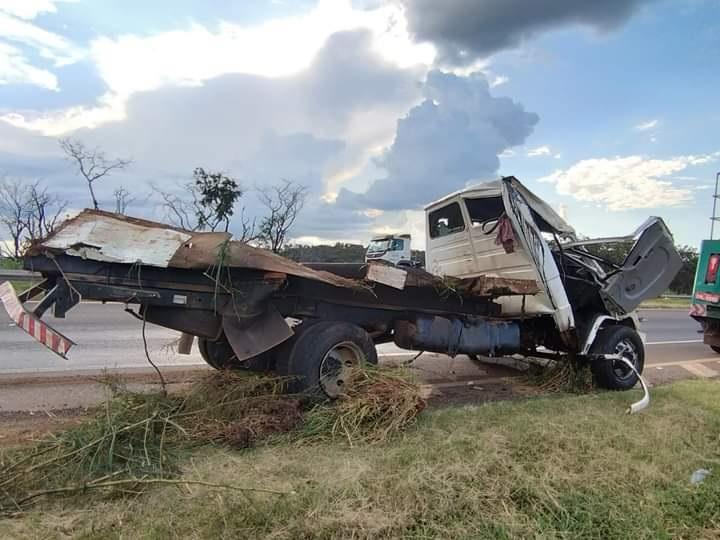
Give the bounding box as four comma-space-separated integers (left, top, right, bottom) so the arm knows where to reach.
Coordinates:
0, 178, 67, 258
257, 179, 308, 253
0, 178, 29, 258
59, 138, 131, 210
151, 183, 197, 230
112, 186, 135, 215
24, 181, 68, 241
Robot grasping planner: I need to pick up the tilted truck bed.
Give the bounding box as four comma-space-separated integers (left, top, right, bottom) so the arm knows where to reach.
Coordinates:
5, 210, 539, 361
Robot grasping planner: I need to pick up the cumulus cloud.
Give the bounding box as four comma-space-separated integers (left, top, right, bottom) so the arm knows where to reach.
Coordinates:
335, 70, 538, 210
635, 119, 659, 131
2, 0, 432, 135
538, 153, 720, 210
400, 0, 656, 64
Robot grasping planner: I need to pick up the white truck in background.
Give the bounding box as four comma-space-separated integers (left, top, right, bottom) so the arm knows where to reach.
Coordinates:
365, 234, 414, 266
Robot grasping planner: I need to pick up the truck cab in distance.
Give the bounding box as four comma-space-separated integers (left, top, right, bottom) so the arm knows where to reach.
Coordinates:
365, 234, 413, 267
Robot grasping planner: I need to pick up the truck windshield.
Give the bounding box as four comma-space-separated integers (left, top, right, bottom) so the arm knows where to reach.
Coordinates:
368, 239, 390, 253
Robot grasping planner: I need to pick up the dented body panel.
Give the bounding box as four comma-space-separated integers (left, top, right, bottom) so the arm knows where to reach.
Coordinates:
9, 178, 681, 370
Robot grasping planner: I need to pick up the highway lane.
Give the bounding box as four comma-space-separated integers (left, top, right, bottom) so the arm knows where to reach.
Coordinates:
0, 303, 711, 374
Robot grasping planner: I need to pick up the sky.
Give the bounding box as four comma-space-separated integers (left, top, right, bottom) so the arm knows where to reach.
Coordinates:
1, 0, 719, 250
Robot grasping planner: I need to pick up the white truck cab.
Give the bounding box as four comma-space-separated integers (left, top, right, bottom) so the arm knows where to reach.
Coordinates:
365, 234, 413, 266
425, 176, 682, 349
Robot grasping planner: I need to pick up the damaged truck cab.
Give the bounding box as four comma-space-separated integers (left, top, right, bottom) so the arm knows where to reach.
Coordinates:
2, 177, 682, 397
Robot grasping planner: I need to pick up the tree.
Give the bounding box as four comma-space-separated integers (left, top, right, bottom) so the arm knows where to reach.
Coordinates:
59, 138, 131, 210
113, 186, 135, 215
257, 180, 308, 253
668, 245, 698, 294
154, 168, 253, 239
192, 168, 242, 232
0, 178, 29, 258
0, 178, 67, 258
24, 181, 67, 242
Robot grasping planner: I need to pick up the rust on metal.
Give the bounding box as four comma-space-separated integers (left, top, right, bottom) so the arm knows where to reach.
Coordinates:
33, 210, 539, 300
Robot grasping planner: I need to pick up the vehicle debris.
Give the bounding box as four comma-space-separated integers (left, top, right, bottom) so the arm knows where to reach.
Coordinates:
6, 176, 682, 398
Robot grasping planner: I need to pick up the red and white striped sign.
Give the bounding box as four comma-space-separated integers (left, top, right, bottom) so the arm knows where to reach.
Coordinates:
0, 281, 75, 358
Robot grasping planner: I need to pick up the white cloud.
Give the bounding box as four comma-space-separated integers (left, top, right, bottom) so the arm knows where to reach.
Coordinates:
634, 119, 658, 131
0, 1, 81, 89
0, 0, 68, 20
489, 74, 509, 87
538, 153, 720, 211
3, 0, 434, 135
527, 145, 551, 157
0, 41, 57, 89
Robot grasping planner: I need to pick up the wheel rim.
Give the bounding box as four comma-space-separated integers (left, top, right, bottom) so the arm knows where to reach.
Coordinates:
318, 341, 364, 397
613, 338, 639, 380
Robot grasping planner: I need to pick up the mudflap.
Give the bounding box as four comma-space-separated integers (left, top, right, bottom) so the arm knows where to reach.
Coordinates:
222, 305, 294, 361
0, 281, 75, 358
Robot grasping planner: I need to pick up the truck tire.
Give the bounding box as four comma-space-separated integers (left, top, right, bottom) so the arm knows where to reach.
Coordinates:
197, 335, 274, 372
276, 321, 378, 398
589, 325, 644, 391
711, 345, 720, 354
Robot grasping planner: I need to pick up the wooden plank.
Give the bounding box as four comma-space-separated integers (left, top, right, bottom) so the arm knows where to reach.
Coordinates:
366, 263, 408, 290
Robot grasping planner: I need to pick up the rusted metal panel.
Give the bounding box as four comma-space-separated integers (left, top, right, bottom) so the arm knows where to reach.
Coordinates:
398, 265, 539, 296
32, 210, 538, 300
30, 210, 360, 290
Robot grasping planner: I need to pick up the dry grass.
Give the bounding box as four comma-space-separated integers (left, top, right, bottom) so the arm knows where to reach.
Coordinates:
0, 368, 424, 516
525, 358, 595, 393
1, 379, 717, 539
300, 368, 426, 445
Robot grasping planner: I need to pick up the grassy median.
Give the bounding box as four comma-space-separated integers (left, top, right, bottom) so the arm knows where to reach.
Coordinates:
0, 379, 718, 539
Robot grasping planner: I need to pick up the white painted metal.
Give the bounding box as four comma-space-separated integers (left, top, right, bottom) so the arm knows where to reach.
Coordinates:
43, 215, 191, 268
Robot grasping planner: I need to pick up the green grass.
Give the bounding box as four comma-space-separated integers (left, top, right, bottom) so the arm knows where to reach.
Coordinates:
1, 379, 718, 539
0, 258, 21, 270
639, 296, 691, 309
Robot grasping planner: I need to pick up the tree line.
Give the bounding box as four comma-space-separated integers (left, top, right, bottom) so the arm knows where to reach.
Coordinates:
0, 138, 700, 294
0, 138, 308, 257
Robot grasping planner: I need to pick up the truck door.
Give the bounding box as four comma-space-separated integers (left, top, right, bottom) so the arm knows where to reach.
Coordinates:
501, 179, 576, 337
599, 218, 683, 314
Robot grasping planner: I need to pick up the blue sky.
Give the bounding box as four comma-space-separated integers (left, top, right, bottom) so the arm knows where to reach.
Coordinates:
0, 0, 718, 248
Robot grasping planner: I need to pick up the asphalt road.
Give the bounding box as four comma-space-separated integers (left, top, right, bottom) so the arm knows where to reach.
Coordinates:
0, 303, 709, 373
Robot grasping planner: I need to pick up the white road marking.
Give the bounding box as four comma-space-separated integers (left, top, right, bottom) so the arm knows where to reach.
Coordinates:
646, 339, 702, 345
681, 363, 719, 378
647, 357, 720, 368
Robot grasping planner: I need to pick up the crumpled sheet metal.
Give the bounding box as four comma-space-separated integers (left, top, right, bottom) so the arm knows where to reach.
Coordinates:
28, 210, 361, 289
32, 210, 539, 297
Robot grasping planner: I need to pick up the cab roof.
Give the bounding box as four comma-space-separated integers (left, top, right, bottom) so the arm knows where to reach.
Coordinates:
424, 176, 575, 236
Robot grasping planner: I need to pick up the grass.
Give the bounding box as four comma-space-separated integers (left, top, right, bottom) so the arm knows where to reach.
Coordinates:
0, 379, 718, 539
0, 258, 21, 270
640, 296, 691, 309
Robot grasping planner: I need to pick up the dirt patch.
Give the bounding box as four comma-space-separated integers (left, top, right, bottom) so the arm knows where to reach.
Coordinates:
221, 398, 304, 449
0, 408, 90, 448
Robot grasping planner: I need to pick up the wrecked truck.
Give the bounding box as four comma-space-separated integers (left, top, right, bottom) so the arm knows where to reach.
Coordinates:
1, 176, 682, 397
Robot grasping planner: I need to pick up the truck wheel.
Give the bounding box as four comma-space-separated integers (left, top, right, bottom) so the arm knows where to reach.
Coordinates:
589, 325, 644, 391
197, 335, 274, 372
276, 322, 378, 398
711, 346, 720, 354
